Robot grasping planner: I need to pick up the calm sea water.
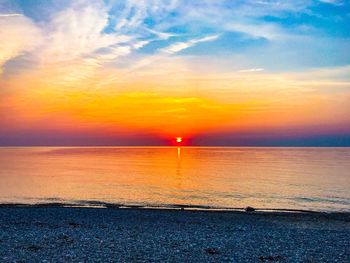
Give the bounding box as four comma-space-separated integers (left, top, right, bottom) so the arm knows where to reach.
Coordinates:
0, 147, 349, 212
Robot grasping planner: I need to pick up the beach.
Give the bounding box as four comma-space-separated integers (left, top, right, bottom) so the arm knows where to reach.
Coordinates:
0, 206, 349, 262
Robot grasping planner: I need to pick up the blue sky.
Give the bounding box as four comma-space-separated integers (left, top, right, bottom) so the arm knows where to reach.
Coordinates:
1, 0, 349, 72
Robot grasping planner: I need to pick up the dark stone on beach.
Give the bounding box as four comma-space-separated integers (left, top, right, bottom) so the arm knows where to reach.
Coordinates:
68, 222, 80, 227
245, 206, 255, 212
204, 248, 220, 255
26, 245, 42, 252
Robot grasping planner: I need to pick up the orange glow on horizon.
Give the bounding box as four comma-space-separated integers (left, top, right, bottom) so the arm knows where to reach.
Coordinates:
2, 67, 350, 143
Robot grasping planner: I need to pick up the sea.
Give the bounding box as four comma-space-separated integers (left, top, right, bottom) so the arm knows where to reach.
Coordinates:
0, 147, 349, 212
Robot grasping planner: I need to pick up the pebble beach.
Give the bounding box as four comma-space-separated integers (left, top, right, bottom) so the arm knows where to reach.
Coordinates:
0, 206, 349, 262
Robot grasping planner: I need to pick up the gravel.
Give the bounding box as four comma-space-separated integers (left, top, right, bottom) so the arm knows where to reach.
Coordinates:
0, 207, 349, 262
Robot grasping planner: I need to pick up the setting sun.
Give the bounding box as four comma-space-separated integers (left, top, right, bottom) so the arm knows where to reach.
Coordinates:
176, 137, 182, 143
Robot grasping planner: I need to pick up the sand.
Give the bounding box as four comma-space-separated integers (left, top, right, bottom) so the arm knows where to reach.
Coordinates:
0, 206, 349, 262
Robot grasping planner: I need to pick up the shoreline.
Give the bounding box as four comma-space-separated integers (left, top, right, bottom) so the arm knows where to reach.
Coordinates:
1, 201, 348, 215
0, 200, 350, 215
1, 206, 349, 262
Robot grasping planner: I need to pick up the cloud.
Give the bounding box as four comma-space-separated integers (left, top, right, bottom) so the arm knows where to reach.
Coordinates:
0, 14, 41, 73
113, 0, 179, 29
39, 2, 131, 63
119, 34, 220, 74
0, 13, 22, 17
225, 22, 291, 41
0, 0, 348, 87
24, 0, 184, 85
145, 28, 177, 40
238, 68, 264, 73
161, 35, 220, 54
318, 0, 343, 5
24, 1, 152, 85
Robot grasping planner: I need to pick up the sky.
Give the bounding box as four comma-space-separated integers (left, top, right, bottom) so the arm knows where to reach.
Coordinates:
0, 0, 349, 146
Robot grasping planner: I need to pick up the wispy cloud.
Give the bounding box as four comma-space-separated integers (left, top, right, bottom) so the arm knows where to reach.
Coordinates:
225, 23, 290, 41
0, 0, 349, 88
238, 68, 264, 73
145, 28, 177, 40
161, 35, 220, 54
40, 2, 131, 62
0, 13, 23, 17
318, 0, 344, 5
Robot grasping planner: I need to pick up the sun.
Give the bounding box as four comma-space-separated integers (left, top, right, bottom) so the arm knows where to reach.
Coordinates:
176, 137, 182, 143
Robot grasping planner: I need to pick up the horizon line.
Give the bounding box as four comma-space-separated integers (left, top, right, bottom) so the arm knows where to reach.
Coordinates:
0, 145, 349, 148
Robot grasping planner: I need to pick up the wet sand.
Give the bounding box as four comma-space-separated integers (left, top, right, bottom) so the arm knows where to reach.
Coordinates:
0, 206, 349, 262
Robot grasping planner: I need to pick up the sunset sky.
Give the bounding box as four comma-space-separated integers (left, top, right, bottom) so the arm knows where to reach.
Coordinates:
0, 0, 349, 146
